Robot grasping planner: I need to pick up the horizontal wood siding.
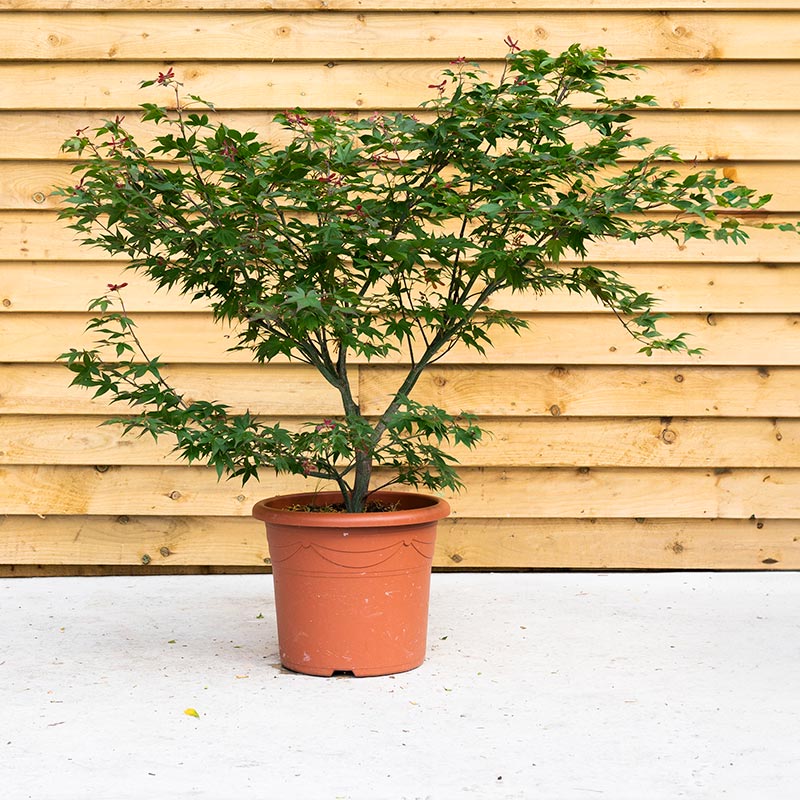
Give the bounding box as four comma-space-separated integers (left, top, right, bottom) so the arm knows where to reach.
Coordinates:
2, 1, 799, 573
5, 12, 800, 62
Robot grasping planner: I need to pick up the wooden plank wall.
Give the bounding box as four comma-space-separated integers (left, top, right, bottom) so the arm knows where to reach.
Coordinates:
2, 1, 800, 573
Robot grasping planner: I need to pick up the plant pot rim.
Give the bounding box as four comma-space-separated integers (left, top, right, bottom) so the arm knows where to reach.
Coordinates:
252, 490, 450, 529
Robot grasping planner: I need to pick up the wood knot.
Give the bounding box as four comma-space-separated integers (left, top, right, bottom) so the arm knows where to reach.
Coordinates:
661, 428, 678, 445
450, 553, 463, 563
549, 404, 561, 416
168, 490, 182, 500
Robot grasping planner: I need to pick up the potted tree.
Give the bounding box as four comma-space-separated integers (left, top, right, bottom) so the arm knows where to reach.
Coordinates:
56, 43, 791, 676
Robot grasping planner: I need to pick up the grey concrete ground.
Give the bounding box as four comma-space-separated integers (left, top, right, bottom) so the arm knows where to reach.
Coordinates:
1, 572, 798, 800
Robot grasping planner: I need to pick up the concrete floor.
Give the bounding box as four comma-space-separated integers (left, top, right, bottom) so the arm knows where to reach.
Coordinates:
1, 572, 798, 800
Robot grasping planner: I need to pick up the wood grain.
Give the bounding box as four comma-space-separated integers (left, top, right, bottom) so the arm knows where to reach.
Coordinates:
5, 2, 800, 11
359, 365, 800, 418
3, 11, 799, 62
6, 2, 800, 11
1, 514, 797, 570
4, 111, 800, 162
3, 415, 797, 468
3, 464, 799, 518
7, 210, 798, 262
5, 160, 799, 214
3, 0, 800, 570
4, 363, 797, 417
4, 310, 800, 366
5, 262, 800, 313
2, 61, 799, 111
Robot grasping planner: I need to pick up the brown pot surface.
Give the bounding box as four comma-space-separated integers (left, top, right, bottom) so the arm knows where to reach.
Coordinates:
253, 491, 450, 677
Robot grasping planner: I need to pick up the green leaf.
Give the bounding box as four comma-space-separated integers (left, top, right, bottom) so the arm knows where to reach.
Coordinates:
53, 44, 796, 509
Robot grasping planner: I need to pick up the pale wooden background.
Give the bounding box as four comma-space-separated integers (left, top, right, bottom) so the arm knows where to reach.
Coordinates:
1, 1, 799, 573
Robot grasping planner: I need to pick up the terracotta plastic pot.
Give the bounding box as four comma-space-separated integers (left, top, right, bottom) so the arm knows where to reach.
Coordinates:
252, 490, 450, 677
